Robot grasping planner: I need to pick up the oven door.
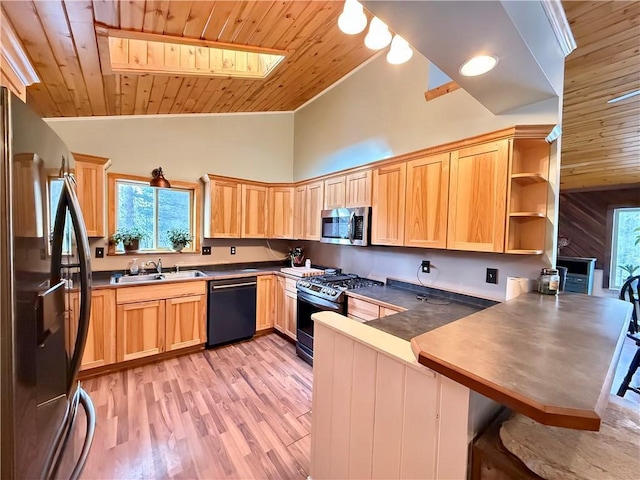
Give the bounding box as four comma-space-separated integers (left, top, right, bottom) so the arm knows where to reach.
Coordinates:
320, 207, 370, 246
296, 290, 346, 364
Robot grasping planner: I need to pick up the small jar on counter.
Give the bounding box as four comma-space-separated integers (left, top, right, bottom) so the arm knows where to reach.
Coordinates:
537, 268, 560, 295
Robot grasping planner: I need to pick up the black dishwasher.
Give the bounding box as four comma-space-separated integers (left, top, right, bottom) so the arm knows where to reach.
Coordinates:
206, 277, 257, 347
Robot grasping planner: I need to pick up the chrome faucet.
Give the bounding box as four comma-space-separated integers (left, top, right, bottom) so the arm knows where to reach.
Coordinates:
147, 258, 162, 274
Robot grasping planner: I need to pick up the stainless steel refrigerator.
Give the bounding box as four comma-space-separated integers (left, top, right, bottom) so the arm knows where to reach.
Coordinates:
0, 87, 96, 479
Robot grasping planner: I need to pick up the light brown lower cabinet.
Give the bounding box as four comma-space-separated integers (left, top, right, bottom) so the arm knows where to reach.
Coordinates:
115, 281, 207, 363
347, 296, 405, 322
116, 300, 166, 362
68, 289, 116, 371
275, 276, 297, 340
256, 275, 275, 331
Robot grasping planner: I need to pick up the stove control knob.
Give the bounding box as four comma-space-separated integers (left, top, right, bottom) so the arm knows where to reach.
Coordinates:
330, 289, 337, 296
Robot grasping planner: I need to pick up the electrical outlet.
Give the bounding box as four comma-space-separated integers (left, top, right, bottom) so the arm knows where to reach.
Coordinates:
95, 247, 104, 258
230, 246, 236, 255
421, 260, 430, 273
202, 246, 211, 255
486, 268, 498, 284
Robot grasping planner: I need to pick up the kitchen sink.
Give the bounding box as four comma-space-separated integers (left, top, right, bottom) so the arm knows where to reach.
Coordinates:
111, 270, 208, 284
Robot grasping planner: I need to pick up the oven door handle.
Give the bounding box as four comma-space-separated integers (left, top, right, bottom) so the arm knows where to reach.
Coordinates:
297, 290, 344, 312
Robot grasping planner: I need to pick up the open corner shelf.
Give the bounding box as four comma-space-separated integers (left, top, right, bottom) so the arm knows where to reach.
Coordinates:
509, 212, 545, 218
511, 173, 547, 185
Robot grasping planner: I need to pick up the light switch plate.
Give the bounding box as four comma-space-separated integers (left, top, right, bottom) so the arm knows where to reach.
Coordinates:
95, 247, 104, 258
486, 268, 498, 284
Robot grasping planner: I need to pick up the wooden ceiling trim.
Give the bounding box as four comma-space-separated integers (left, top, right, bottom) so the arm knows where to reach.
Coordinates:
33, 1, 93, 116
191, 78, 219, 112
93, 0, 120, 27
146, 75, 169, 114
169, 76, 197, 113
157, 76, 184, 114
181, 77, 209, 113
119, 0, 145, 31
3, 1, 76, 116
202, 1, 240, 42
201, 78, 235, 112
142, 0, 170, 33
231, 1, 277, 46
564, 71, 639, 96
242, 1, 292, 47
133, 74, 153, 114
120, 74, 137, 114
181, 1, 216, 39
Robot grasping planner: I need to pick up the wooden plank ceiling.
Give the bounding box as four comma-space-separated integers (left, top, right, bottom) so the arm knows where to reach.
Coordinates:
3, 1, 377, 117
561, 1, 640, 190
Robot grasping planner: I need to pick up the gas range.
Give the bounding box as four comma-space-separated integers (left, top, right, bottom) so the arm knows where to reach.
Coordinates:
296, 274, 384, 303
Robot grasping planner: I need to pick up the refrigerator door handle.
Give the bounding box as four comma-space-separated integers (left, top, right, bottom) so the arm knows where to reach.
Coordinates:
51, 174, 92, 392
48, 386, 96, 480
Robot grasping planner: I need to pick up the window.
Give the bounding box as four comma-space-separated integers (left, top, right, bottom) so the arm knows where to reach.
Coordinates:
48, 177, 72, 255
109, 173, 201, 253
610, 207, 640, 289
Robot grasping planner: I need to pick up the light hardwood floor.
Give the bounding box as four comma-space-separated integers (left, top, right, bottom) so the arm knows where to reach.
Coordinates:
78, 334, 312, 479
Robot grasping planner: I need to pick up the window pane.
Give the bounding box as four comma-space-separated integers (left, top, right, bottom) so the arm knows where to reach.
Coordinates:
116, 182, 156, 250
611, 207, 640, 289
49, 179, 72, 255
157, 188, 191, 248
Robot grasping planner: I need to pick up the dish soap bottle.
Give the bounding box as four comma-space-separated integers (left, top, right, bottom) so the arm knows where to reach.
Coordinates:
129, 257, 140, 275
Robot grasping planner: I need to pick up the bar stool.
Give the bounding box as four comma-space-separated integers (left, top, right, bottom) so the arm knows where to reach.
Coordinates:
616, 275, 640, 397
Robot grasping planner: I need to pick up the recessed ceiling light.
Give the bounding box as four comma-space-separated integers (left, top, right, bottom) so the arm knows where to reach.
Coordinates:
459, 55, 498, 77
607, 89, 640, 104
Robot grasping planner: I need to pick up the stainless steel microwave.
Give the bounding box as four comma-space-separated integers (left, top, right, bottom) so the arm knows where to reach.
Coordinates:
320, 207, 371, 246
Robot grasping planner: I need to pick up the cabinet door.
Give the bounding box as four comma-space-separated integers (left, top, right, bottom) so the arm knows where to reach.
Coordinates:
166, 295, 206, 351
12, 153, 45, 238
324, 176, 346, 209
405, 153, 450, 248
256, 275, 275, 331
73, 153, 110, 237
284, 289, 297, 340
242, 183, 268, 238
448, 140, 508, 252
346, 170, 372, 207
306, 181, 324, 240
269, 186, 294, 239
274, 276, 286, 333
210, 178, 242, 238
116, 300, 165, 362
372, 163, 406, 246
68, 289, 116, 371
293, 185, 307, 240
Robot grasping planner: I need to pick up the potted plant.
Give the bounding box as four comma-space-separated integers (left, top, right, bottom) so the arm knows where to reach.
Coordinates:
111, 227, 146, 253
288, 246, 305, 267
619, 264, 640, 280
167, 228, 192, 252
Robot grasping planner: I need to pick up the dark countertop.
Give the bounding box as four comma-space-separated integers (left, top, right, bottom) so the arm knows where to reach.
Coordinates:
410, 292, 633, 431
348, 285, 483, 341
345, 279, 496, 341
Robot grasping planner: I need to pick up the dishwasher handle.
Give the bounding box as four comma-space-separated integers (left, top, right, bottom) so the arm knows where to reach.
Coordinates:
212, 281, 257, 290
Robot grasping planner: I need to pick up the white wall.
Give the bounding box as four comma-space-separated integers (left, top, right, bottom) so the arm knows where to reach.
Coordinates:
293, 52, 561, 299
293, 52, 558, 181
47, 112, 294, 183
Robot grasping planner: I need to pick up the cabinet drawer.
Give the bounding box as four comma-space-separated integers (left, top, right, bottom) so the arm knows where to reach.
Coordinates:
116, 281, 207, 304
348, 297, 380, 321
285, 277, 298, 294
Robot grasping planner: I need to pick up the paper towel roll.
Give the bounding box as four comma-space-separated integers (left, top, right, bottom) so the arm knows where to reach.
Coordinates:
506, 277, 530, 301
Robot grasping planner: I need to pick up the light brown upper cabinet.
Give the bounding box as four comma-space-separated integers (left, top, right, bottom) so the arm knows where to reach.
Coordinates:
12, 153, 45, 238
372, 163, 406, 246
293, 185, 307, 240
345, 170, 372, 207
268, 186, 294, 239
241, 183, 268, 238
505, 138, 550, 254
405, 153, 450, 249
324, 176, 346, 209
447, 140, 509, 253
208, 177, 242, 238
73, 153, 111, 237
306, 181, 324, 241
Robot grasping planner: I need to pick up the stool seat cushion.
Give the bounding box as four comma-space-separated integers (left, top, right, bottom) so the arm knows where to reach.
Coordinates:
499, 396, 640, 479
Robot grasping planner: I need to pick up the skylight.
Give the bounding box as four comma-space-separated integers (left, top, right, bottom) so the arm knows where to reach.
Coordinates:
96, 27, 286, 80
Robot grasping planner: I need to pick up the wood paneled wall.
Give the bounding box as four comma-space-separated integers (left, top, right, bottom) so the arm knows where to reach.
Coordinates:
558, 185, 640, 286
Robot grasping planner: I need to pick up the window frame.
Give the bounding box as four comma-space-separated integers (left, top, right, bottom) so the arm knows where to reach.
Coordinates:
609, 206, 640, 290
107, 172, 201, 254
